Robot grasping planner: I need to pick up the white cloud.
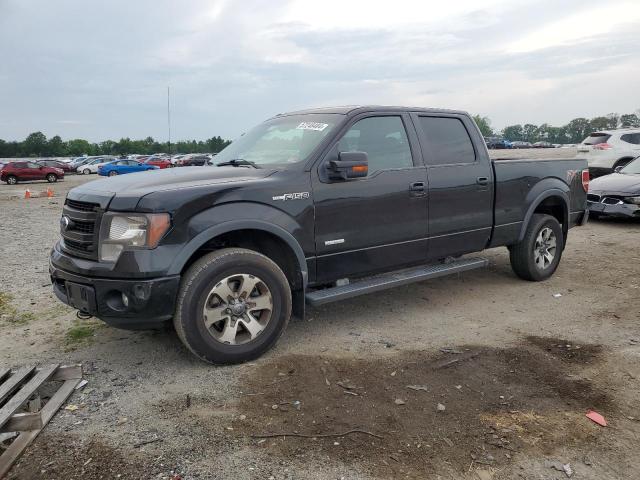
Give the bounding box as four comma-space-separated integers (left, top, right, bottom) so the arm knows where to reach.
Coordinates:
0, 0, 638, 141
283, 0, 515, 30
507, 2, 640, 53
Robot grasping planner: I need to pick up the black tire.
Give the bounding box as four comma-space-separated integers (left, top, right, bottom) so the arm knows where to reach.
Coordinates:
46, 173, 57, 183
108, 171, 118, 177
589, 211, 602, 220
82, 168, 91, 175
173, 248, 292, 364
509, 214, 563, 281
6, 175, 17, 185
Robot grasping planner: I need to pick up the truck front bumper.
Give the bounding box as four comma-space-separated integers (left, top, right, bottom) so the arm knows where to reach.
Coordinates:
50, 261, 180, 330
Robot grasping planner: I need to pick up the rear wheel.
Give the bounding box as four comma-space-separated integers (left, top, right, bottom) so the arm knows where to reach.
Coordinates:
108, 171, 118, 177
174, 248, 292, 364
6, 175, 17, 185
46, 173, 57, 183
510, 214, 563, 281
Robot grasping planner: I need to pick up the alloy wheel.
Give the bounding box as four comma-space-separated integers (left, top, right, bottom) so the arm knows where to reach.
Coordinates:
533, 227, 556, 269
202, 274, 273, 345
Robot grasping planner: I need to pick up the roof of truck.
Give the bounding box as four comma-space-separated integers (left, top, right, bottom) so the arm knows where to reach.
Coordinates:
275, 105, 469, 117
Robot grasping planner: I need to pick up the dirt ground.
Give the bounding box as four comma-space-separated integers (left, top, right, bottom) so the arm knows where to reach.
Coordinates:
1, 153, 640, 479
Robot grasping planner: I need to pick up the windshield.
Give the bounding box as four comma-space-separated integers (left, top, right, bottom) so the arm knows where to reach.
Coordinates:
214, 114, 342, 167
620, 156, 640, 174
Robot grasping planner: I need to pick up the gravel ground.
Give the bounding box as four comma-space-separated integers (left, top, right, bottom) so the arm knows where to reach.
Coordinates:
1, 154, 640, 479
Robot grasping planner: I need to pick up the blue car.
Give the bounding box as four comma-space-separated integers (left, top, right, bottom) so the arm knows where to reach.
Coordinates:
98, 159, 158, 177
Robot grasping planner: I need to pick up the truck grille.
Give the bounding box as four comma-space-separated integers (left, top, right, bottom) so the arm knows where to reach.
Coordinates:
66, 199, 100, 212
60, 199, 102, 259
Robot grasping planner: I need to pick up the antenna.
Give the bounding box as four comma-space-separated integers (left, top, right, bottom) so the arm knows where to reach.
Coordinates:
167, 86, 171, 155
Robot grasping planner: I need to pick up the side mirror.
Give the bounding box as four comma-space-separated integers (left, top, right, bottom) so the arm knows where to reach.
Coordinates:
328, 151, 368, 180
614, 166, 623, 173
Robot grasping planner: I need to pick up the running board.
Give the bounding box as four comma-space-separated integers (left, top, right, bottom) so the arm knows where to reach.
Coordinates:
305, 257, 488, 307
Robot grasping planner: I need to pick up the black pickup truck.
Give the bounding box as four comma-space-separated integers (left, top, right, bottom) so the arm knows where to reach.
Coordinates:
50, 106, 589, 364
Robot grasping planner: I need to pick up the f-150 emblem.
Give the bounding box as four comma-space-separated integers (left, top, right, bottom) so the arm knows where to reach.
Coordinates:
272, 192, 310, 201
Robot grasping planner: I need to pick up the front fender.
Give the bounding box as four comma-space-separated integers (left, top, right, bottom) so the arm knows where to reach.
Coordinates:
166, 204, 310, 287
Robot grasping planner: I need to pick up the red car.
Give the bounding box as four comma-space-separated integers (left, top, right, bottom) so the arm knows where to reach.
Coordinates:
37, 159, 77, 174
144, 158, 173, 169
0, 161, 64, 185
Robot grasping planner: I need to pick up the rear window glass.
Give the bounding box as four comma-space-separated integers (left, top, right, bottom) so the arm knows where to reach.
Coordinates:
582, 133, 611, 145
418, 117, 476, 165
621, 133, 640, 145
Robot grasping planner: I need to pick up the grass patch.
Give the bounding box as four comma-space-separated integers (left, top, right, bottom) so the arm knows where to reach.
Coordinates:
64, 320, 103, 349
0, 292, 36, 325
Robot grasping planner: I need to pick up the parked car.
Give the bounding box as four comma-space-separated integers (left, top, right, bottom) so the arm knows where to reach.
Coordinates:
50, 105, 588, 364
510, 141, 533, 149
533, 141, 554, 148
37, 159, 76, 174
77, 157, 114, 175
577, 129, 640, 177
180, 155, 211, 166
485, 137, 512, 149
587, 156, 640, 219
1, 161, 64, 184
98, 159, 159, 176
145, 157, 173, 169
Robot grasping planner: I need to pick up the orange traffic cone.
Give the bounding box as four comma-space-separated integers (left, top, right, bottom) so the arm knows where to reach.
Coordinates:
24, 189, 31, 199
47, 188, 54, 198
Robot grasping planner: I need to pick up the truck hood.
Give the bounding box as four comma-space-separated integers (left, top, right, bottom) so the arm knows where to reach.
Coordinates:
67, 166, 276, 209
589, 172, 640, 195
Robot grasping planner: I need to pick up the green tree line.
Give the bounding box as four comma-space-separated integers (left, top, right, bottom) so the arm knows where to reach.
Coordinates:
0, 133, 231, 158
473, 112, 640, 143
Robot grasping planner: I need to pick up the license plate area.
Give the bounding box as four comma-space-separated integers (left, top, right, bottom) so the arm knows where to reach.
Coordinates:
65, 281, 96, 313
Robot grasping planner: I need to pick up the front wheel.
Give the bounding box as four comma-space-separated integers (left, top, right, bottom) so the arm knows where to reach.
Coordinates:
46, 173, 58, 183
173, 248, 292, 364
509, 214, 563, 281
108, 171, 118, 177
6, 175, 17, 185
82, 168, 91, 175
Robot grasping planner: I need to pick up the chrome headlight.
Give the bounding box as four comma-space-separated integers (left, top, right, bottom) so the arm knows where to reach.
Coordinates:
625, 196, 640, 205
99, 213, 170, 262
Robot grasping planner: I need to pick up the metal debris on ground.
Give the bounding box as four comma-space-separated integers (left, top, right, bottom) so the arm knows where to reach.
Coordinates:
437, 403, 446, 412
0, 364, 84, 477
406, 385, 429, 392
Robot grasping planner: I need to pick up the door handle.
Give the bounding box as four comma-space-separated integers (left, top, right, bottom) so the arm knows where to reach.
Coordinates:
476, 177, 489, 186
409, 182, 426, 197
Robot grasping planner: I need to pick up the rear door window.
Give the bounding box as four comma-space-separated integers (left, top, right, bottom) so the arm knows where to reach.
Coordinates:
418, 116, 476, 165
582, 133, 611, 145
620, 133, 640, 145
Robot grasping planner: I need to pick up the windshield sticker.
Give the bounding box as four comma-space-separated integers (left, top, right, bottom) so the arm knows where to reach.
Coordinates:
296, 122, 328, 132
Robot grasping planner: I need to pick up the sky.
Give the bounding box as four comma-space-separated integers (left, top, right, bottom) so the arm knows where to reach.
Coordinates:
0, 0, 639, 142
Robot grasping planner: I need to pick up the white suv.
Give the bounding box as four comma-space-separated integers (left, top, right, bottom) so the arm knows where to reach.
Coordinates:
578, 129, 640, 176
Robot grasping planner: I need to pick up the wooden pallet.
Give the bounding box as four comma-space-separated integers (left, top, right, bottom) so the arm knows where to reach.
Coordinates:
0, 364, 83, 478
